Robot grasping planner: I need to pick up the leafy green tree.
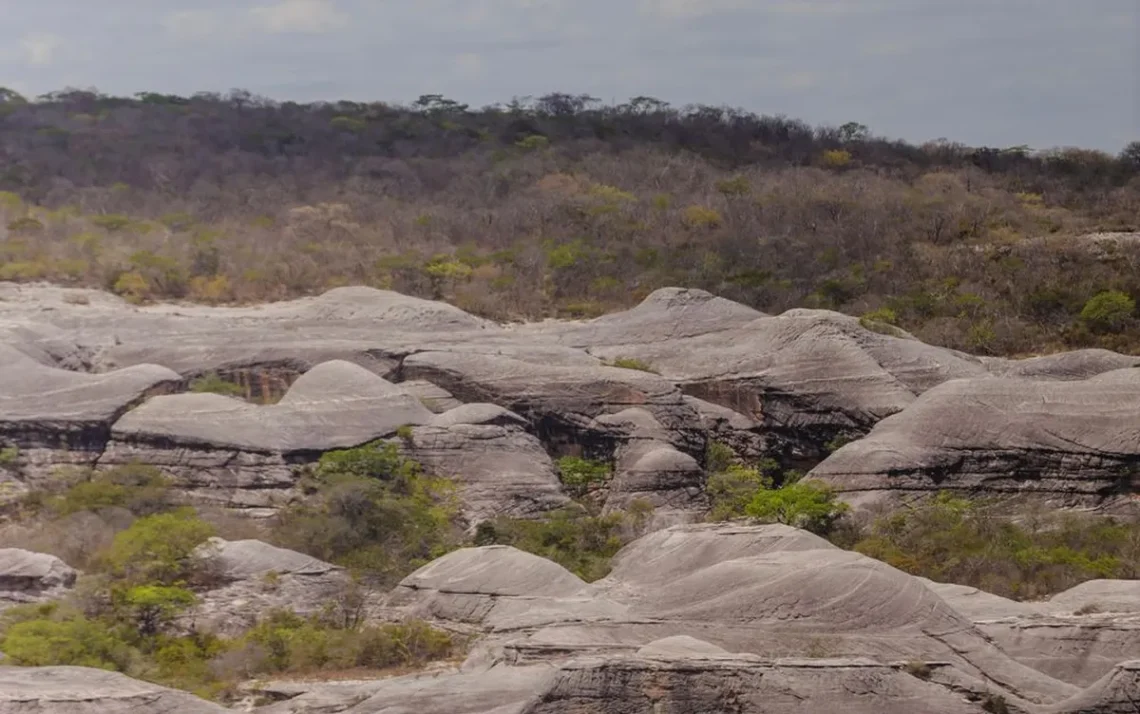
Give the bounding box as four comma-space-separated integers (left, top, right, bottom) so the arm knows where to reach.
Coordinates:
707, 463, 776, 521
103, 509, 216, 586
117, 585, 197, 637
274, 442, 459, 582
745, 482, 849, 534
555, 456, 611, 497
1080, 290, 1135, 332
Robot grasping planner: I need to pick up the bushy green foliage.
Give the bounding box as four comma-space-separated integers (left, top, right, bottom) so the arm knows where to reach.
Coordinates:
272, 441, 460, 583
707, 463, 775, 521
1080, 290, 1135, 332
0, 605, 133, 671
704, 441, 736, 474
476, 508, 646, 582
745, 482, 849, 534
189, 372, 245, 397
853, 493, 1140, 599
116, 585, 197, 637
245, 610, 454, 673
102, 508, 216, 586
555, 456, 612, 497
0, 600, 455, 701
0, 445, 17, 468
42, 464, 173, 517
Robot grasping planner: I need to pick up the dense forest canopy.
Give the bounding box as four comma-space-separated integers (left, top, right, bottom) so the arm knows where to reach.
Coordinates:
1, 86, 1139, 355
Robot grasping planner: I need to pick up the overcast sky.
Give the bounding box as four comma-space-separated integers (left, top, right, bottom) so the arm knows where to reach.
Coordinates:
0, 0, 1135, 152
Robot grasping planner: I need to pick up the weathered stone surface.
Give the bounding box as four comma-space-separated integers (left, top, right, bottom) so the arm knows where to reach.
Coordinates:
401, 351, 702, 451
400, 379, 463, 413
1050, 660, 1140, 713
808, 370, 1140, 511
0, 548, 76, 611
255, 664, 556, 714
0, 666, 228, 713
1043, 580, 1140, 616
98, 362, 433, 514
190, 539, 357, 637
110, 360, 432, 453
920, 578, 1042, 621
526, 656, 993, 714
923, 578, 1140, 688
409, 406, 571, 523
0, 344, 180, 496
975, 615, 1140, 687
387, 525, 1079, 708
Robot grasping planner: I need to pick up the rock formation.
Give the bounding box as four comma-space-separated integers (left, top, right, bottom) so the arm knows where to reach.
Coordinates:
1, 282, 1139, 711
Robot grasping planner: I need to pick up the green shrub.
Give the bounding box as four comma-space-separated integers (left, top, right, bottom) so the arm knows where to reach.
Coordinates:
555, 456, 612, 497
46, 464, 172, 517
245, 610, 453, 673
189, 372, 245, 397
852, 493, 1138, 599
116, 585, 197, 636
515, 135, 549, 151
745, 482, 849, 534
0, 446, 17, 468
707, 463, 776, 521
0, 612, 133, 670
1080, 290, 1135, 332
704, 441, 735, 474
102, 508, 216, 586
273, 442, 459, 583
477, 509, 632, 582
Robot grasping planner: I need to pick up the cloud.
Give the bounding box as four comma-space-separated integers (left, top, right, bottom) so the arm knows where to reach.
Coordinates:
20, 33, 64, 67
162, 10, 221, 40
640, 0, 878, 19
250, 0, 349, 34
454, 53, 486, 79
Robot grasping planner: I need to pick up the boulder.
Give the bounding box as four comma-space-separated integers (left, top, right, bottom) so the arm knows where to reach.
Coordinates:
808, 370, 1140, 511
408, 406, 571, 523
190, 539, 355, 637
0, 666, 228, 713
0, 549, 76, 610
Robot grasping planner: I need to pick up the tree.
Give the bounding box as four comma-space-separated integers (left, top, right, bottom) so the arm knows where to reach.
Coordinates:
1120, 141, 1140, 169
745, 482, 849, 534
1080, 290, 1135, 332
103, 509, 216, 585
838, 122, 869, 143
0, 87, 27, 104
118, 585, 197, 637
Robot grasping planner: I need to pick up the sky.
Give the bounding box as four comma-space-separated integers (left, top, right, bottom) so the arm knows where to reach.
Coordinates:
0, 0, 1135, 152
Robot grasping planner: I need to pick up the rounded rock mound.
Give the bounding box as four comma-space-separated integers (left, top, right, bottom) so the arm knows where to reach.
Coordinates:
644, 549, 967, 633
393, 546, 588, 599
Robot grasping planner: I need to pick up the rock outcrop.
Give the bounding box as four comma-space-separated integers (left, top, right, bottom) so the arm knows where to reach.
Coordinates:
2, 282, 1138, 518
189, 538, 359, 636
0, 549, 77, 611
808, 369, 1140, 512
0, 666, 228, 713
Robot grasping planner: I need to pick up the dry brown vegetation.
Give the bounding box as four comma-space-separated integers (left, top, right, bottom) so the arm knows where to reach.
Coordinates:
2, 88, 1139, 355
